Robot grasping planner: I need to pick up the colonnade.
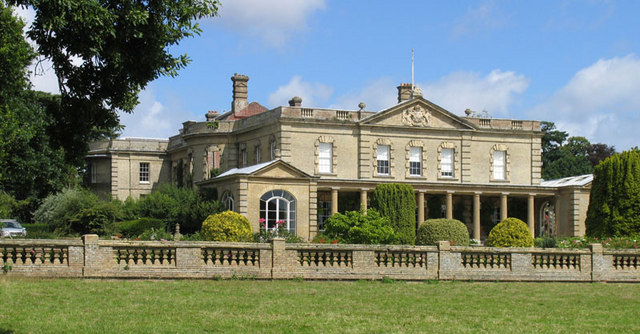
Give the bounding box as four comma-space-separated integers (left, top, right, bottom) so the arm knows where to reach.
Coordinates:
328, 187, 537, 239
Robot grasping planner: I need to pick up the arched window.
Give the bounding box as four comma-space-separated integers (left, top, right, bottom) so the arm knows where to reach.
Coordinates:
221, 191, 234, 212
259, 190, 296, 234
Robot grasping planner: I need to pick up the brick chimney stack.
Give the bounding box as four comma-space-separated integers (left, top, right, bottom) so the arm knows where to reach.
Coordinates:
231, 73, 249, 114
397, 83, 413, 103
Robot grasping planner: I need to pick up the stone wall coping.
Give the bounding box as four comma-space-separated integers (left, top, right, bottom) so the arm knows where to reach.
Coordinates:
97, 240, 272, 249
451, 246, 592, 254
0, 239, 83, 247
603, 249, 640, 255
286, 243, 438, 252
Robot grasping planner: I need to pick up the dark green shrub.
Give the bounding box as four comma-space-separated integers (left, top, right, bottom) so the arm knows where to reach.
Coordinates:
586, 149, 640, 237
486, 217, 534, 247
534, 236, 557, 248
0, 191, 16, 218
137, 228, 173, 241
33, 188, 101, 234
137, 184, 222, 234
69, 201, 124, 235
323, 209, 395, 245
112, 218, 166, 238
201, 211, 252, 242
370, 184, 416, 244
415, 219, 470, 246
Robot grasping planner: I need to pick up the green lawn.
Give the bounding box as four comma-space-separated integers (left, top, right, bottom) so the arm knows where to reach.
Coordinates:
1, 278, 639, 333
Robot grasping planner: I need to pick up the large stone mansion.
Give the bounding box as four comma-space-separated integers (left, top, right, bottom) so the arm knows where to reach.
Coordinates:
86, 74, 592, 240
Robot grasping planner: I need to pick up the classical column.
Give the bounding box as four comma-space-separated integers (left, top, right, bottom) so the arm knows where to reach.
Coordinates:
331, 187, 339, 215
445, 191, 453, 220
360, 188, 368, 213
473, 192, 481, 241
417, 191, 425, 226
500, 193, 508, 221
528, 194, 535, 238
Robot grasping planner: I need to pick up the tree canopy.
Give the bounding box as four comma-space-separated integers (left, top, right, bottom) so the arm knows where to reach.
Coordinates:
541, 121, 616, 180
8, 0, 219, 165
0, 1, 219, 220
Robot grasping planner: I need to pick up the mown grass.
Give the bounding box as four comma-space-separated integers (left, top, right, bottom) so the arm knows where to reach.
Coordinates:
1, 278, 639, 333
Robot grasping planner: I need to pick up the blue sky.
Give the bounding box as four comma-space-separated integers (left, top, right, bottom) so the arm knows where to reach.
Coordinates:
19, 1, 640, 150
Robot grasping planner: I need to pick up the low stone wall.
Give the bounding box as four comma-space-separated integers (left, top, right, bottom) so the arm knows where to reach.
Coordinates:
1, 236, 639, 282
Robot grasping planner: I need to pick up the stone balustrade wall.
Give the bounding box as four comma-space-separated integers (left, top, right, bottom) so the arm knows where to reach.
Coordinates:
1, 236, 639, 282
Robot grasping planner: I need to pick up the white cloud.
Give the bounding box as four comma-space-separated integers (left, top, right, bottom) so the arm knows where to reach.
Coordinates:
451, 0, 507, 39
419, 70, 529, 116
531, 54, 640, 150
214, 0, 326, 47
267, 76, 333, 108
12, 6, 60, 94
329, 78, 397, 111
119, 88, 195, 139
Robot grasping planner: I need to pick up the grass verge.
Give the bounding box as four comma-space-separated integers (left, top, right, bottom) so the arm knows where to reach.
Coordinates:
1, 278, 639, 333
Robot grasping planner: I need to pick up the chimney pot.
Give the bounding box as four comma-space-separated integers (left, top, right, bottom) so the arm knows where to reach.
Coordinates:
288, 96, 302, 107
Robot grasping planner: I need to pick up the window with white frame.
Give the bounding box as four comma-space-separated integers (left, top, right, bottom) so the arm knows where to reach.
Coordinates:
409, 147, 422, 176
318, 142, 333, 173
241, 148, 247, 166
377, 145, 390, 175
139, 162, 150, 183
493, 150, 506, 180
441, 148, 454, 177
259, 190, 296, 234
255, 145, 261, 164
270, 138, 276, 160
221, 191, 234, 211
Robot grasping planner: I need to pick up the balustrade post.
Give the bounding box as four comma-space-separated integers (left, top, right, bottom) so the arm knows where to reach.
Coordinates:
82, 234, 99, 277
437, 241, 451, 280
271, 237, 287, 279
590, 243, 606, 282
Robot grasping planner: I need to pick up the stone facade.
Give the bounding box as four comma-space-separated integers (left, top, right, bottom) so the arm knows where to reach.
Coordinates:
85, 73, 593, 240
2, 237, 639, 282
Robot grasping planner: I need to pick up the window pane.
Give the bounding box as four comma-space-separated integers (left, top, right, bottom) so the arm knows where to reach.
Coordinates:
410, 147, 421, 162
441, 148, 453, 177
319, 143, 332, 173
493, 151, 506, 179
377, 145, 389, 160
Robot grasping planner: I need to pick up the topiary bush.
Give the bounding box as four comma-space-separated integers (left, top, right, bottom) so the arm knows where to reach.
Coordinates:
486, 217, 534, 247
201, 211, 252, 242
415, 219, 470, 246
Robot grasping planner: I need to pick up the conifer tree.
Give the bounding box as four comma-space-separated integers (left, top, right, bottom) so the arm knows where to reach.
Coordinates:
586, 149, 640, 237
370, 183, 416, 244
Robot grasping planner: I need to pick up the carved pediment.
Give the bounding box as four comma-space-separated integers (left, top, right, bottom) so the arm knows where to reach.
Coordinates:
361, 98, 475, 130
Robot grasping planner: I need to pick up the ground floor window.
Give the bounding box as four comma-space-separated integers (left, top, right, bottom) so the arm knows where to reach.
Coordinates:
317, 201, 331, 231
260, 190, 296, 233
221, 191, 234, 211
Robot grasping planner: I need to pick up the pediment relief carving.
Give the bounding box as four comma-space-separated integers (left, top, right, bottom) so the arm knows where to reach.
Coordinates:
402, 105, 432, 127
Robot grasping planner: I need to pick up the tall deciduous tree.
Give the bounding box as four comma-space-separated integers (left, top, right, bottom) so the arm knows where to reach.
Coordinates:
541, 122, 615, 180
1, 4, 74, 221
370, 183, 417, 244
586, 149, 640, 237
9, 0, 219, 165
